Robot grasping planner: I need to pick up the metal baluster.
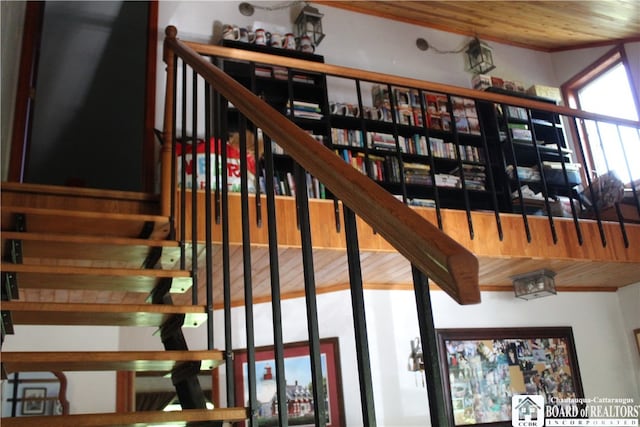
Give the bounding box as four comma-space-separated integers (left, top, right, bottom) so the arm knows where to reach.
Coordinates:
239, 116, 258, 426
343, 207, 377, 426
191, 69, 199, 305
412, 266, 448, 426
294, 162, 327, 427
262, 130, 289, 425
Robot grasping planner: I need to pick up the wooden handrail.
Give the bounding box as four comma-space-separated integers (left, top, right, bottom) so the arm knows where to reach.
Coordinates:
183, 40, 640, 129
162, 26, 480, 305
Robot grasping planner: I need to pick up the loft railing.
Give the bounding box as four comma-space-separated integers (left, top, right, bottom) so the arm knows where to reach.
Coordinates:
161, 25, 639, 426
179, 34, 640, 249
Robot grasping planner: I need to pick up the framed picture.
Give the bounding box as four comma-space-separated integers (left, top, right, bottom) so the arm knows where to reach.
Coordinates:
634, 329, 640, 355
234, 337, 345, 427
436, 327, 583, 426
21, 387, 47, 415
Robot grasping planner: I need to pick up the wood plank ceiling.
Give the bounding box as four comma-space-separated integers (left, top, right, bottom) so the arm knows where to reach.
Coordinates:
316, 1, 640, 51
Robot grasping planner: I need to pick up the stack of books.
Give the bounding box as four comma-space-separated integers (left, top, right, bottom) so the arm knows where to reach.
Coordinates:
287, 100, 323, 120
434, 173, 461, 188
404, 162, 432, 186
367, 132, 396, 151
272, 66, 288, 80
451, 164, 486, 191
255, 66, 272, 78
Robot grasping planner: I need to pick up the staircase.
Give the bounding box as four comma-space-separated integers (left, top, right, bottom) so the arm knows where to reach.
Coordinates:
1, 182, 248, 425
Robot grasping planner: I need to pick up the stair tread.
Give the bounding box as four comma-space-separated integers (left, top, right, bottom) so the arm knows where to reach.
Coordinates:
2, 350, 225, 373
1, 206, 170, 239
1, 263, 191, 293
2, 301, 207, 327
0, 407, 249, 426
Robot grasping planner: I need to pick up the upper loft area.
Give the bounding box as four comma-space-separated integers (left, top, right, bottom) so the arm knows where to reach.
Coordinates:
154, 26, 640, 301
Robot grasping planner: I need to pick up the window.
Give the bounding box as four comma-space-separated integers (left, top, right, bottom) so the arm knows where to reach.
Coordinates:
562, 46, 640, 185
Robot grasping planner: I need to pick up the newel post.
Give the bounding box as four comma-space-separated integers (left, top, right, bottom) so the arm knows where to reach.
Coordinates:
160, 25, 178, 219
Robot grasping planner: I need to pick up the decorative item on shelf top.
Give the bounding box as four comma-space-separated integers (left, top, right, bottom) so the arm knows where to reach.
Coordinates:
295, 3, 325, 46
511, 268, 557, 300
465, 37, 495, 75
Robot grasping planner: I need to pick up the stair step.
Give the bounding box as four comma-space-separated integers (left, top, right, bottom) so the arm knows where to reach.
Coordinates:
1, 301, 207, 327
1, 206, 170, 239
0, 407, 249, 427
0, 182, 160, 215
1, 231, 181, 266
2, 350, 224, 373
1, 263, 192, 294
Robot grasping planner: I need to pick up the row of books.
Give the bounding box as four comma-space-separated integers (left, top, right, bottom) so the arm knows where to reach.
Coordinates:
371, 85, 482, 134
254, 65, 315, 84
336, 146, 487, 191
259, 170, 327, 199
429, 137, 483, 162
332, 128, 365, 147
404, 162, 432, 186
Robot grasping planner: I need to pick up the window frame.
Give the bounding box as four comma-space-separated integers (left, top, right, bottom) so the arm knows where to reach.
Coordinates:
561, 45, 640, 185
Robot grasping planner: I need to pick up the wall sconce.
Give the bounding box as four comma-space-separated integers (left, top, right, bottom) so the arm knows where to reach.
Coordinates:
408, 337, 425, 387
466, 37, 495, 75
295, 4, 325, 46
511, 269, 557, 300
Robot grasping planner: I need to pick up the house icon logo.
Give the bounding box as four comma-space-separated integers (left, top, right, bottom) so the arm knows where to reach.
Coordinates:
512, 395, 545, 427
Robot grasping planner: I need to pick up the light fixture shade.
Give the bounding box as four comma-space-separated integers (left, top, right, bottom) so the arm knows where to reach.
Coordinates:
511, 269, 557, 300
466, 37, 495, 75
295, 4, 325, 46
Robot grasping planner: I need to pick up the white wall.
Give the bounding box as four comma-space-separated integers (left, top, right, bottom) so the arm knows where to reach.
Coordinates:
2, 325, 120, 415
119, 285, 640, 426
155, 1, 556, 128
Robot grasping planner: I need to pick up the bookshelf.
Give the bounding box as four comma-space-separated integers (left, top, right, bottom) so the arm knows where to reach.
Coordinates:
218, 40, 330, 199
482, 88, 577, 215
215, 43, 577, 217
327, 83, 503, 212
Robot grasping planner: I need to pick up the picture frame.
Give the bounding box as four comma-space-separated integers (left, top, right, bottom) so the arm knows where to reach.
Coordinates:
436, 327, 584, 426
234, 337, 345, 427
21, 387, 47, 415
634, 328, 640, 355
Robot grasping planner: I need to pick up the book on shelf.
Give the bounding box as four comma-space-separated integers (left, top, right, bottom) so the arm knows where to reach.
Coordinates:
434, 173, 461, 188
367, 132, 396, 151
272, 66, 288, 80
255, 66, 273, 78
331, 128, 364, 147
292, 74, 314, 84
367, 154, 386, 181
408, 198, 436, 208
287, 100, 323, 120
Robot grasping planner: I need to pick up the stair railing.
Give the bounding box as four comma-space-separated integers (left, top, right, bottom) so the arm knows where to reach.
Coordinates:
162, 25, 479, 426
160, 25, 639, 426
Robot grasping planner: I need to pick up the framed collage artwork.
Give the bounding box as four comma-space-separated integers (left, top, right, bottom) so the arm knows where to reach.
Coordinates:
436, 327, 584, 426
